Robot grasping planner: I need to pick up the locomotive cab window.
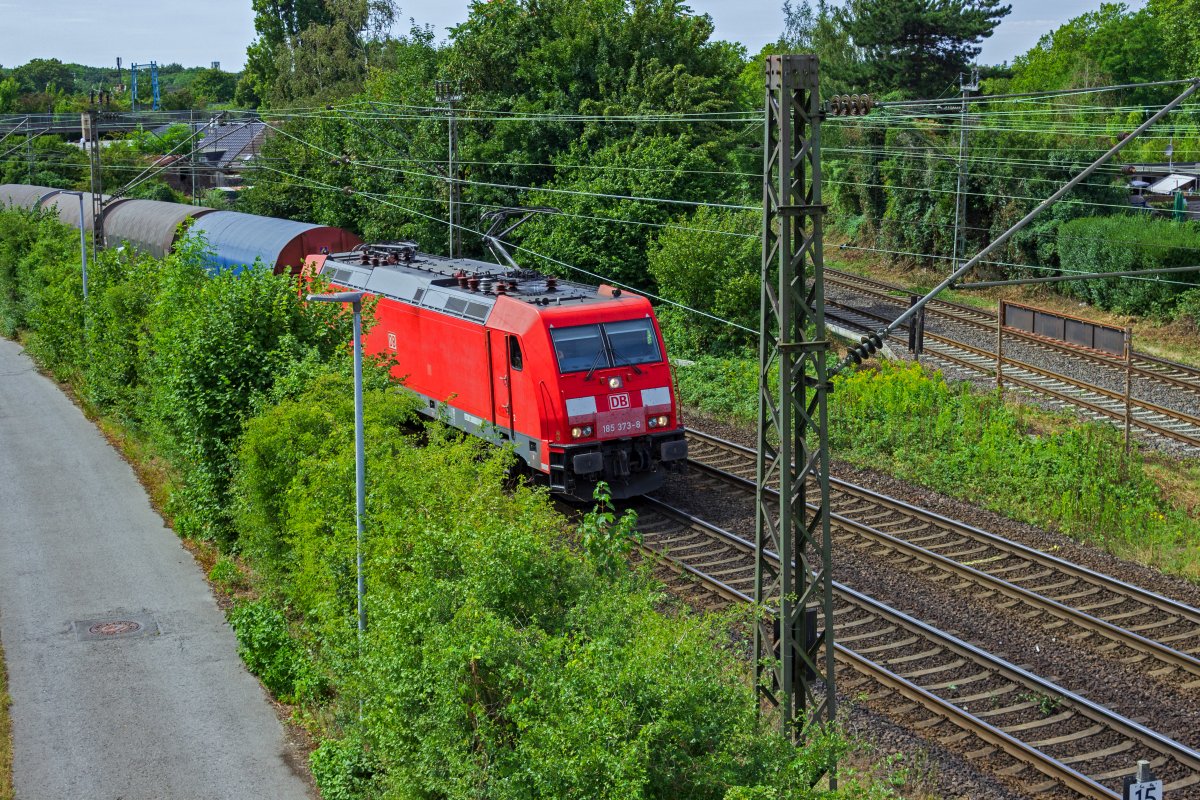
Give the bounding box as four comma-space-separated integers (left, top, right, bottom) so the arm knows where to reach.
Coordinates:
551, 319, 661, 374
604, 318, 661, 365
508, 336, 524, 371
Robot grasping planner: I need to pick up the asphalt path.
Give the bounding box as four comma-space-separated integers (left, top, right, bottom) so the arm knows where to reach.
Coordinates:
0, 338, 313, 799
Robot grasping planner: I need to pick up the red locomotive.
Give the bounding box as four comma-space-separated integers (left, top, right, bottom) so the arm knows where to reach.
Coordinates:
305, 242, 687, 499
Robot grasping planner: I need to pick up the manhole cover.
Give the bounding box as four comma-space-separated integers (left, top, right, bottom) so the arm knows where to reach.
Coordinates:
89, 620, 142, 636
73, 614, 158, 641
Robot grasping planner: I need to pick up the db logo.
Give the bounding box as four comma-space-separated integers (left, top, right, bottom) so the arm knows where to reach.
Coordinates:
387, 332, 397, 351
608, 393, 630, 410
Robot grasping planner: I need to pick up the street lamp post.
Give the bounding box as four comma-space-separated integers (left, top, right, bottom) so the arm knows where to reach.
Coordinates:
306, 290, 368, 635
56, 191, 89, 299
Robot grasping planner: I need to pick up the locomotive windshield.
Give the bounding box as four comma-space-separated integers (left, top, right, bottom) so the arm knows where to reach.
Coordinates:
551, 318, 661, 374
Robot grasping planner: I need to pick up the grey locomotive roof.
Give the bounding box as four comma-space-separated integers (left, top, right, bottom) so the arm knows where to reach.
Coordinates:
321, 243, 622, 325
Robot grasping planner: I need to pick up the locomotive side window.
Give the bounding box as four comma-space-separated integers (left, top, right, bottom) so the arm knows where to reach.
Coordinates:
508, 335, 524, 371
551, 319, 661, 373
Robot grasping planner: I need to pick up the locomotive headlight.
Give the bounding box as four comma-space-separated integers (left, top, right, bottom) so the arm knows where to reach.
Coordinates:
656, 415, 670, 427
583, 424, 594, 436
571, 426, 583, 439
647, 417, 657, 429
607, 376, 623, 389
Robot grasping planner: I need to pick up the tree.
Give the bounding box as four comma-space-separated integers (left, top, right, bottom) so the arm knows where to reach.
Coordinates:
13, 58, 75, 94
0, 76, 17, 113
1149, 0, 1200, 77
192, 68, 238, 103
240, 0, 398, 106
1007, 4, 1170, 106
836, 0, 1010, 98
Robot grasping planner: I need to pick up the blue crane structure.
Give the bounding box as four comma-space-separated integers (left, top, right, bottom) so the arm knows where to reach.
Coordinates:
130, 62, 161, 111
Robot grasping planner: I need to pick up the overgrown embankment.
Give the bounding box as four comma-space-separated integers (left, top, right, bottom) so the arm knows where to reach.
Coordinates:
675, 355, 1200, 582
0, 632, 10, 800
0, 208, 898, 799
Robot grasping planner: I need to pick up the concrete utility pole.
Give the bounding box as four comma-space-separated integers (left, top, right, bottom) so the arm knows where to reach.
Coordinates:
82, 110, 104, 256
435, 80, 463, 258
951, 67, 979, 274
755, 54, 836, 759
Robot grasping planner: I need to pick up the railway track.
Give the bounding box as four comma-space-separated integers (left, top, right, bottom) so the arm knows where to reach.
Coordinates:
826, 267, 1200, 399
632, 496, 1200, 798
686, 429, 1200, 684
824, 294, 1200, 447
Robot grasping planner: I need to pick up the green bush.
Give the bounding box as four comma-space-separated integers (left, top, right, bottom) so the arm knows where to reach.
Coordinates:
0, 209, 49, 335
1173, 286, 1200, 331
80, 247, 162, 422
1057, 214, 1200, 316
228, 598, 327, 703
310, 734, 380, 800
16, 217, 89, 380
672, 354, 762, 423
144, 239, 353, 540
234, 374, 874, 800
647, 206, 760, 355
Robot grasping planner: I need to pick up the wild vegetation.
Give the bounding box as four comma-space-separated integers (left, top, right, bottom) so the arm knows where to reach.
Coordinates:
9, 1, 1200, 329
0, 206, 910, 798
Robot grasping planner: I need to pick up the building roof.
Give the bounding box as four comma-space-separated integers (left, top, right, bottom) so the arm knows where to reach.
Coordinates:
1148, 174, 1196, 194
151, 120, 267, 170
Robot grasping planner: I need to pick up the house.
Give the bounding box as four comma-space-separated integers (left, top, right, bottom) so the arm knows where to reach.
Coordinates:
151, 118, 268, 195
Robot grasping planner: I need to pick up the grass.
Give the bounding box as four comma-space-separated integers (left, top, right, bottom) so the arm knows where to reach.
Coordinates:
1, 630, 12, 800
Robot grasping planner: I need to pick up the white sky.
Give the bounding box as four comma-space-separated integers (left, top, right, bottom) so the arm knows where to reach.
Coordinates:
0, 0, 1150, 74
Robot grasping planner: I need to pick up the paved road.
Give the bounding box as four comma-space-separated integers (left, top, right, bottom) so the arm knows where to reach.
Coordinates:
0, 338, 313, 799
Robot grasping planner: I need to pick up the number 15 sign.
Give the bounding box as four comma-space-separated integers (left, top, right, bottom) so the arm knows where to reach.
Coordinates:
1124, 778, 1164, 800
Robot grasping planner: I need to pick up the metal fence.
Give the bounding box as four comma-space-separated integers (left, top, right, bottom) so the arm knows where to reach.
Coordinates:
1001, 300, 1126, 356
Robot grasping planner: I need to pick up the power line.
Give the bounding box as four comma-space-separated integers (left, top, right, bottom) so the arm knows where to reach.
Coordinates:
255, 163, 757, 333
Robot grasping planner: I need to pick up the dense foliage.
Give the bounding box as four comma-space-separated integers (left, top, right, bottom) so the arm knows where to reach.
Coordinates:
1057, 215, 1200, 314
235, 377, 884, 798
1, 207, 904, 799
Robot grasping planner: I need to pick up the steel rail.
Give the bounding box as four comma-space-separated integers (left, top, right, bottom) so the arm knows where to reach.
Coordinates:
826, 268, 1200, 396
834, 78, 1200, 374
683, 432, 1200, 680
686, 428, 1200, 657
825, 298, 1200, 446
632, 497, 1200, 797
